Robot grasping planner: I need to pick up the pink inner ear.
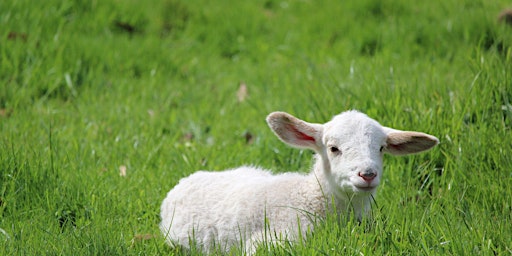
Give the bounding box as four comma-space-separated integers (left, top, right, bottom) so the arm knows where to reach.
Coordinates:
388, 143, 403, 151
288, 124, 316, 142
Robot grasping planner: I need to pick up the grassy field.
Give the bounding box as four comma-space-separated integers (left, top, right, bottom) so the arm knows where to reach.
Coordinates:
1, 0, 512, 254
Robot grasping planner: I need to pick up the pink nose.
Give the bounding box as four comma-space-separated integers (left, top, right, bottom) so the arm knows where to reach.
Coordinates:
358, 171, 377, 182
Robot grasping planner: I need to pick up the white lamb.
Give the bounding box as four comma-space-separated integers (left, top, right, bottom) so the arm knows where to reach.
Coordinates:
160, 110, 439, 253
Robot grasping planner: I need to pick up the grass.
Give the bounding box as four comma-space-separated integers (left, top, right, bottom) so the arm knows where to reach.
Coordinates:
1, 0, 512, 254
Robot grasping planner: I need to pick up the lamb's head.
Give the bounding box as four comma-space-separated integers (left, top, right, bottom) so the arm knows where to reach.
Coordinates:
321, 111, 388, 194
266, 110, 439, 197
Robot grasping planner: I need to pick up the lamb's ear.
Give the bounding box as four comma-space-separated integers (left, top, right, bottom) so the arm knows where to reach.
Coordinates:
266, 112, 324, 152
383, 127, 439, 155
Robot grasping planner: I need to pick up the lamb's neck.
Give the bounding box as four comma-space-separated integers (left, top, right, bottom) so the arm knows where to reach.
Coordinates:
310, 158, 332, 196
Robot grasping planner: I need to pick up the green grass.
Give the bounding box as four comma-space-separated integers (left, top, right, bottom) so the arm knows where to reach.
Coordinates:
1, 0, 512, 254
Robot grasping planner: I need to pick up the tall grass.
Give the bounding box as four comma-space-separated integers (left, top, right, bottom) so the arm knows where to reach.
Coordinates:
1, 0, 511, 254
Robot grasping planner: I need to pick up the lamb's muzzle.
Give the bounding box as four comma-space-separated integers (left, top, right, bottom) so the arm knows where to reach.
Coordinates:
359, 169, 377, 181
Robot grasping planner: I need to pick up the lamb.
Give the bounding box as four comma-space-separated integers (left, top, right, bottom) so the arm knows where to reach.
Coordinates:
160, 110, 439, 253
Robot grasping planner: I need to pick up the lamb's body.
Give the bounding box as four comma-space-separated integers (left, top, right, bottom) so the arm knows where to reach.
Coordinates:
160, 165, 334, 251
160, 110, 439, 253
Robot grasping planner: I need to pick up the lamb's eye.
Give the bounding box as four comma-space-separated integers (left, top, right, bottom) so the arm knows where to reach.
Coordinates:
379, 146, 384, 152
330, 146, 341, 154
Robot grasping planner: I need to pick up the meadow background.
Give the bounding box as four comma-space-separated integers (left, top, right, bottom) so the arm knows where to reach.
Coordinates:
1, 0, 511, 254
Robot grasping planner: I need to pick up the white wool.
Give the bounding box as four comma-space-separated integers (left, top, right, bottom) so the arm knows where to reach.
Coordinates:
160, 110, 439, 253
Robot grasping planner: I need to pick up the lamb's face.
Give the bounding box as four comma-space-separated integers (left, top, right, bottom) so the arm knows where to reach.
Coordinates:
322, 111, 387, 195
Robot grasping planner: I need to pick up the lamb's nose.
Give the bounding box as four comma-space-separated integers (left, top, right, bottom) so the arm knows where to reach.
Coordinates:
358, 170, 377, 181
